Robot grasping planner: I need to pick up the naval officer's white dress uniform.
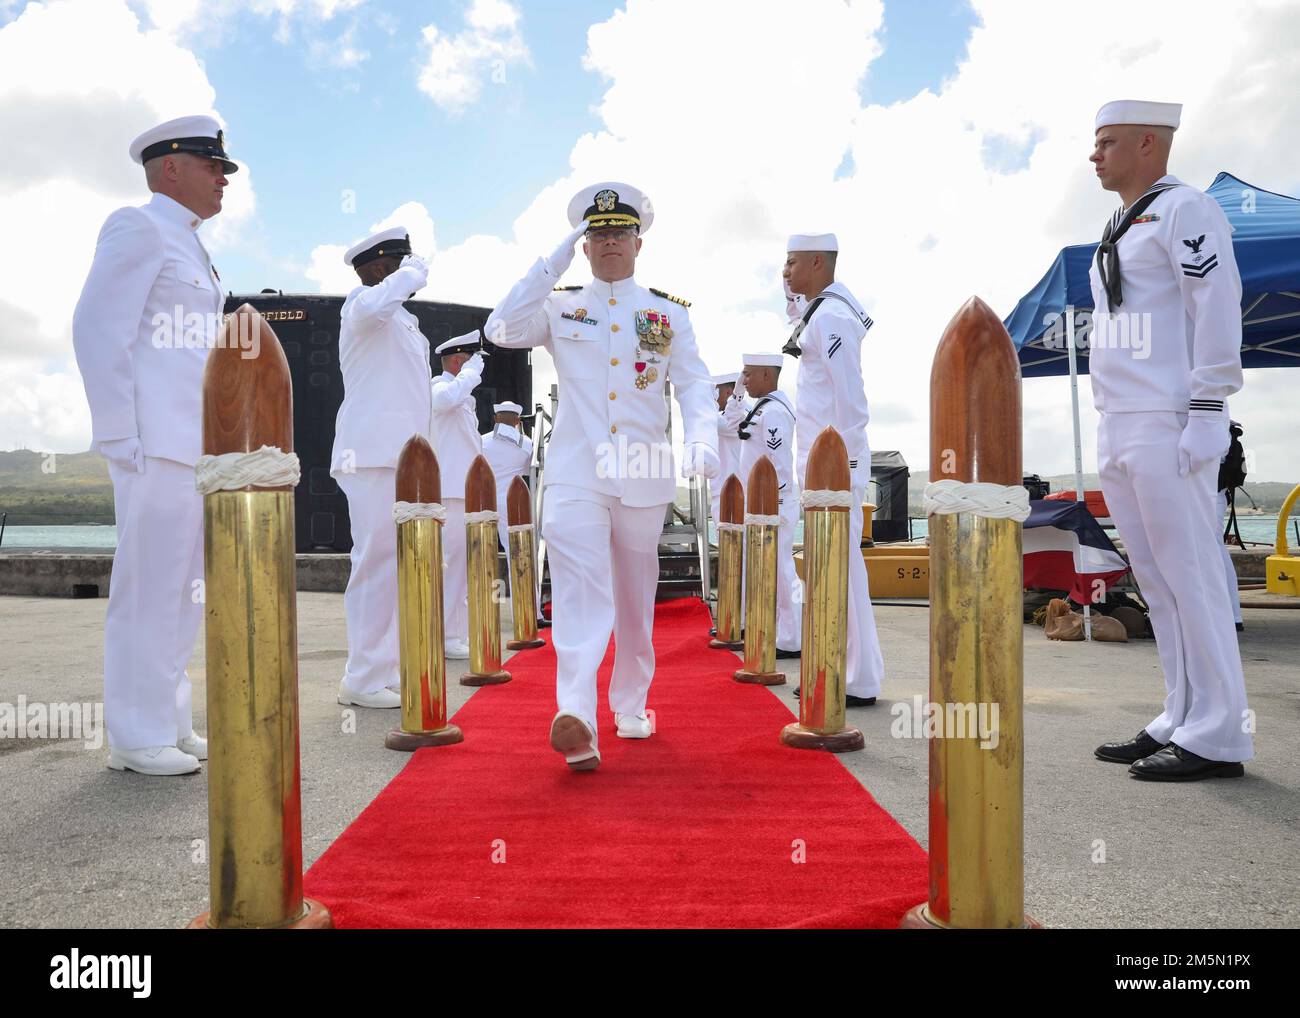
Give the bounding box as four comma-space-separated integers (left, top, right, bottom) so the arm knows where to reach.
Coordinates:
485, 183, 718, 765
430, 333, 486, 656
735, 365, 801, 652
331, 229, 434, 700
71, 116, 235, 768
787, 239, 885, 699
480, 412, 534, 569
1088, 103, 1251, 766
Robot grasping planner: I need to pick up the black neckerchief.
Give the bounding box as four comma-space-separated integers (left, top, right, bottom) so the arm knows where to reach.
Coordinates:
737, 395, 776, 440
782, 290, 862, 358
1096, 181, 1180, 309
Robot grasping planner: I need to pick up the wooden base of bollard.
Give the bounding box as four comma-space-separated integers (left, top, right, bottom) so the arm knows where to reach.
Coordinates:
506, 636, 545, 650
461, 670, 511, 686
899, 904, 1043, 930
779, 722, 864, 753
384, 724, 464, 752
189, 898, 334, 930
733, 668, 785, 685
709, 637, 744, 650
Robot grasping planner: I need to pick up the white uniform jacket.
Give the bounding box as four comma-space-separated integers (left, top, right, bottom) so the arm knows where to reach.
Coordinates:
481, 422, 534, 505
430, 369, 483, 500
72, 192, 224, 467
484, 258, 717, 508
736, 390, 799, 527
330, 260, 433, 475
792, 281, 873, 491
1088, 174, 1243, 415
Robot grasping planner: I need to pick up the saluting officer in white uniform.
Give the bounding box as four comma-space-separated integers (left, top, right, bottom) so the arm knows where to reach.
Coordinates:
485, 182, 720, 771
480, 400, 534, 578
72, 115, 235, 776
1087, 100, 1252, 780
332, 227, 434, 709
783, 232, 884, 706
431, 331, 487, 660
735, 353, 801, 656
710, 371, 747, 525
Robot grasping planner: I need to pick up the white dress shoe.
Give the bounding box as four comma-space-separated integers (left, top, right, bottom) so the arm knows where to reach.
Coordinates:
108, 745, 201, 776
177, 733, 208, 760
337, 680, 400, 709
445, 639, 471, 660
550, 711, 600, 771
615, 713, 653, 739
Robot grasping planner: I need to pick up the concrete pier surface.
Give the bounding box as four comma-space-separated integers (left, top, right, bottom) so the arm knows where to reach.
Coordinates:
0, 592, 1295, 929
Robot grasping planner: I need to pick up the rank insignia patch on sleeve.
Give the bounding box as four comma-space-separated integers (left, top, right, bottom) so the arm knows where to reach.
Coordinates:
1180, 235, 1218, 278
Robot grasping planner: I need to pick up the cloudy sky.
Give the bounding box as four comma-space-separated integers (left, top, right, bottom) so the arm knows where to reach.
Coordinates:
2, 0, 1297, 482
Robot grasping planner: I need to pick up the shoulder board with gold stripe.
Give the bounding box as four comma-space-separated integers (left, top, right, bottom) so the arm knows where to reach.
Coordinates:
553, 285, 583, 292
650, 288, 691, 307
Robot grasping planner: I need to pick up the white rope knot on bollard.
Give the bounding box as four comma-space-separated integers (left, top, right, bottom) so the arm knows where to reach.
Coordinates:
923, 480, 1031, 522
506, 522, 534, 534
392, 501, 446, 525
744, 513, 782, 527
464, 510, 500, 525
195, 446, 300, 495
716, 521, 745, 532
800, 488, 855, 509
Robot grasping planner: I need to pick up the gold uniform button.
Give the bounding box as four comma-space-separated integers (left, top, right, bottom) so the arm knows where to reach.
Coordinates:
610, 357, 619, 366
611, 324, 620, 333
610, 425, 618, 434
608, 298, 617, 306
609, 392, 617, 401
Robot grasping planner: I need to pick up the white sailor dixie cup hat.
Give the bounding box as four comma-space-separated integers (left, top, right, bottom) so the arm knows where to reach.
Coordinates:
435, 331, 486, 357
787, 233, 838, 252
743, 353, 784, 368
493, 401, 523, 414
1095, 100, 1182, 131
567, 181, 653, 235
344, 226, 413, 268
711, 372, 740, 386
129, 115, 238, 173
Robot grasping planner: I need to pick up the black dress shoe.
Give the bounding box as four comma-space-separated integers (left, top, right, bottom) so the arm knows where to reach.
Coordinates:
775, 648, 801, 659
1094, 729, 1166, 764
1129, 744, 1245, 782
1235, 622, 1244, 632
793, 686, 875, 707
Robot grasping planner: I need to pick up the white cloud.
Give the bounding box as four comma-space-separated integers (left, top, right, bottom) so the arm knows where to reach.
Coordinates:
0, 0, 255, 452
417, 0, 530, 114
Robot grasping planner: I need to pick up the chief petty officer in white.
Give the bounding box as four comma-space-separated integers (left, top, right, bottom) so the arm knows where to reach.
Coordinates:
480, 401, 534, 583
710, 371, 748, 525
1087, 100, 1252, 780
485, 182, 720, 771
783, 233, 884, 706
332, 227, 434, 710
735, 353, 802, 656
72, 115, 235, 776
431, 331, 487, 660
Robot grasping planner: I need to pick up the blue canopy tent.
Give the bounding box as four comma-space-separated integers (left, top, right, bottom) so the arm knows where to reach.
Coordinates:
1003, 172, 1300, 637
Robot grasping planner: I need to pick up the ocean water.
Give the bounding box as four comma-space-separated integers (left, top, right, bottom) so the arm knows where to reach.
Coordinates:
2, 516, 1295, 551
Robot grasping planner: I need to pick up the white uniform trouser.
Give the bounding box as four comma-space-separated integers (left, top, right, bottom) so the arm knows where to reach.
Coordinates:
104, 457, 202, 750
1098, 413, 1252, 762
846, 483, 885, 698
338, 468, 399, 694
541, 484, 664, 737
443, 498, 469, 643
1215, 490, 1243, 625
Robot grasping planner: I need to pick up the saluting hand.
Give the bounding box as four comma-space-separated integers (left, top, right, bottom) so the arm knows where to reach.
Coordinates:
545, 224, 589, 278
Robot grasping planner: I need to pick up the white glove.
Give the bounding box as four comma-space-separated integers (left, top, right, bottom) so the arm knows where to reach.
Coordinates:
1178, 416, 1230, 478
398, 253, 429, 287
721, 394, 747, 424
98, 436, 144, 474
545, 224, 588, 278
462, 352, 485, 379
784, 279, 806, 323
682, 442, 721, 480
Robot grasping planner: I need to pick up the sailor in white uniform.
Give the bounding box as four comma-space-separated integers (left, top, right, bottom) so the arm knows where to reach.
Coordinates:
72, 115, 236, 775
735, 353, 801, 656
331, 227, 434, 709
431, 331, 487, 660
480, 400, 534, 580
484, 182, 719, 770
1087, 100, 1252, 780
783, 232, 884, 706
711, 371, 747, 524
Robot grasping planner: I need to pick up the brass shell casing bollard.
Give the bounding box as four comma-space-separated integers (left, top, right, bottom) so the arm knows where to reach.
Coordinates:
505, 476, 545, 651
734, 457, 784, 685
709, 475, 745, 650
461, 455, 511, 686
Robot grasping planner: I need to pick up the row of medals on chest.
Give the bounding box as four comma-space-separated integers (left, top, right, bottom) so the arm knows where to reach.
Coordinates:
571, 306, 673, 389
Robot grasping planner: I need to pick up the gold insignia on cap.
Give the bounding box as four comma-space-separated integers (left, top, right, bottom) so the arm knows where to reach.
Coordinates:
595, 189, 618, 212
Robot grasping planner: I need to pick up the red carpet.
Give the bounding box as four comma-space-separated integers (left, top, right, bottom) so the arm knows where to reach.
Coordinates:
304, 598, 928, 928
